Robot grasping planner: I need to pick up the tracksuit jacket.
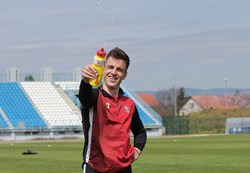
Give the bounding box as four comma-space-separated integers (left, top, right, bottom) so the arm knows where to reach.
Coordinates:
78, 80, 147, 173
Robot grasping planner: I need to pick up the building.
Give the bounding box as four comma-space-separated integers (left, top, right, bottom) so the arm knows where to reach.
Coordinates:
179, 95, 239, 116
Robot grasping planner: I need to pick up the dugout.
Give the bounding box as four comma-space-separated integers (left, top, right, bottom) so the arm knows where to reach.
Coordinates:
225, 117, 250, 134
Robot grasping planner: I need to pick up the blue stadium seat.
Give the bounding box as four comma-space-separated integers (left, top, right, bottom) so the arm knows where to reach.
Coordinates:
0, 82, 47, 128
0, 113, 8, 128
122, 93, 156, 125
136, 103, 155, 124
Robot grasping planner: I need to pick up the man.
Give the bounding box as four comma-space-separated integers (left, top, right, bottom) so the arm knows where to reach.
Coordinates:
78, 47, 147, 173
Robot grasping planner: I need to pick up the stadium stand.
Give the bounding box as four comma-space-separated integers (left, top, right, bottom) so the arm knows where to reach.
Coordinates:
0, 82, 47, 128
21, 82, 82, 127
121, 83, 162, 126
0, 112, 8, 128
54, 81, 82, 109
55, 81, 163, 126
0, 80, 163, 141
55, 81, 80, 90
136, 105, 156, 124
55, 81, 164, 135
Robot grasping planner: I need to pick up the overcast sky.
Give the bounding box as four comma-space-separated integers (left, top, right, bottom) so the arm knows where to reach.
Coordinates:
1, 0, 250, 91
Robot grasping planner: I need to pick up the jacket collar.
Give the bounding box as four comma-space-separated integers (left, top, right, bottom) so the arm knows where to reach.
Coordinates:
99, 86, 124, 98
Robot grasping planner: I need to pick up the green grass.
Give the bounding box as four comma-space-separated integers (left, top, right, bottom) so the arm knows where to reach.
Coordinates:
1, 135, 250, 173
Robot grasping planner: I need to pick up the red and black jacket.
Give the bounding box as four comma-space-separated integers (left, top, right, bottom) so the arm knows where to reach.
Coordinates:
78, 80, 147, 173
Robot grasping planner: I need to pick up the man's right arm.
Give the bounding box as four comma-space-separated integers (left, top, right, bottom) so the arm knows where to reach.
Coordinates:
78, 79, 94, 109
78, 65, 98, 108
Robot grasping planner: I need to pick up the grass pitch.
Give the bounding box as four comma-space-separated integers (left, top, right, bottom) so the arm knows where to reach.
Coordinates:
1, 135, 250, 173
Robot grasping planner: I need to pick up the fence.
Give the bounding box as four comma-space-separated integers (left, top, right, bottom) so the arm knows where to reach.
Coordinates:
0, 72, 78, 82
163, 116, 226, 135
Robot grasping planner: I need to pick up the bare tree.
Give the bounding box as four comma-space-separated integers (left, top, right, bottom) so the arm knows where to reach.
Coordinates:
156, 88, 175, 117
156, 87, 189, 117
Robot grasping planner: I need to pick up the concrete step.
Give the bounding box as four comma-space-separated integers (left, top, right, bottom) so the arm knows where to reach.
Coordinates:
54, 85, 80, 115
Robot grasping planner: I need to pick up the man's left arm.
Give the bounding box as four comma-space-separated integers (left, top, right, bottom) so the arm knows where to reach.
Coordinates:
130, 107, 147, 161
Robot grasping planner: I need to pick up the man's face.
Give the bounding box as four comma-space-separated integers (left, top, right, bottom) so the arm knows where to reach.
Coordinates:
103, 56, 127, 90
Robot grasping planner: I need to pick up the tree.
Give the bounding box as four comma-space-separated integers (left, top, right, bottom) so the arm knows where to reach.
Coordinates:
24, 74, 35, 81
177, 87, 190, 110
156, 88, 175, 117
156, 87, 189, 117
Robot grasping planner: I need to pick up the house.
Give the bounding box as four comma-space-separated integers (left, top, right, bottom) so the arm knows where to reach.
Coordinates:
137, 93, 163, 107
137, 93, 166, 116
179, 95, 239, 116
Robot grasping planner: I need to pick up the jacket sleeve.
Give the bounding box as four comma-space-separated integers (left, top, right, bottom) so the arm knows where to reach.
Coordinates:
130, 106, 147, 152
78, 79, 97, 109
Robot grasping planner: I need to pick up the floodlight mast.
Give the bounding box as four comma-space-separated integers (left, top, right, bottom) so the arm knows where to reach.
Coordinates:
224, 78, 228, 107
173, 77, 177, 117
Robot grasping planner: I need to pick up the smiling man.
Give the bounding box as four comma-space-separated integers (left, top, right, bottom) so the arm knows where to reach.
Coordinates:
79, 47, 147, 173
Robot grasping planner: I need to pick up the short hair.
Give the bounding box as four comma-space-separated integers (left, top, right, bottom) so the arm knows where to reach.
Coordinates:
106, 47, 130, 71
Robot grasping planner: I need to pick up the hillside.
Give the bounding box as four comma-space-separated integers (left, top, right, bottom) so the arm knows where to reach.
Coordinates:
185, 88, 250, 96
190, 108, 250, 119
137, 88, 250, 97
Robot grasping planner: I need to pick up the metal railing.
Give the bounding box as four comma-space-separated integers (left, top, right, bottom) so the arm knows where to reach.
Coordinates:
0, 72, 79, 82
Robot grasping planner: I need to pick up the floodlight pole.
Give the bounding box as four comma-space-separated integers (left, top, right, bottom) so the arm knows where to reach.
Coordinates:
173, 77, 177, 117
224, 78, 228, 107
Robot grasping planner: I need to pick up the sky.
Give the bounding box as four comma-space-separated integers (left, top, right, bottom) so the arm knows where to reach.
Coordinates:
1, 0, 250, 91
